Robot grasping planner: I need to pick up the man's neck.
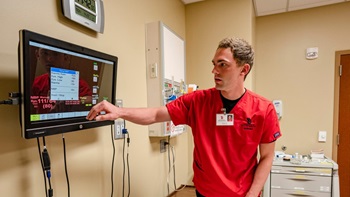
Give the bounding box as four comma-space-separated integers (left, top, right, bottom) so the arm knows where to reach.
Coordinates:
220, 88, 246, 100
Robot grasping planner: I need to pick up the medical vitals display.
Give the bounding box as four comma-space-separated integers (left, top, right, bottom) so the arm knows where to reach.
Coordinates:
18, 29, 118, 139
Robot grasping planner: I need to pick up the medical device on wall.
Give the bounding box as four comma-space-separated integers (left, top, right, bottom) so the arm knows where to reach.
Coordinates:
306, 47, 318, 60
272, 100, 282, 120
18, 29, 118, 139
61, 0, 105, 33
145, 21, 186, 137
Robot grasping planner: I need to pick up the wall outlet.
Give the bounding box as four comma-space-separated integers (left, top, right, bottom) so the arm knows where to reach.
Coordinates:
114, 119, 125, 139
114, 99, 125, 140
160, 139, 167, 153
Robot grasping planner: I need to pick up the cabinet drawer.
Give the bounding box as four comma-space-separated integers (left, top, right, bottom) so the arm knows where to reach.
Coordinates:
271, 173, 331, 192
271, 188, 331, 197
271, 166, 332, 176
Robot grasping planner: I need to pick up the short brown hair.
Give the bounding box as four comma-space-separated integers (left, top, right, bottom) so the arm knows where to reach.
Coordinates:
218, 38, 254, 78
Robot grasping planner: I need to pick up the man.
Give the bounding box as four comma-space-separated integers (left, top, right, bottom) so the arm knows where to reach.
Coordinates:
86, 37, 281, 197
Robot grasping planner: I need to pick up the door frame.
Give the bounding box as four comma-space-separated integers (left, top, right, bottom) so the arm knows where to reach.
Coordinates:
333, 50, 350, 162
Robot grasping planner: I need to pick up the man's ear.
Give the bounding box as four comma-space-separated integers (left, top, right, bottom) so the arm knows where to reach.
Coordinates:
240, 63, 251, 75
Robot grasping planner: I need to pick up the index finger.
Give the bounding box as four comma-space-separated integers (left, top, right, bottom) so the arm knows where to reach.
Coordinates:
86, 101, 108, 120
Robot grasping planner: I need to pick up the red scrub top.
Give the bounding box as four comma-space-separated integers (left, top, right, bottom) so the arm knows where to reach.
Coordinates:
166, 88, 281, 197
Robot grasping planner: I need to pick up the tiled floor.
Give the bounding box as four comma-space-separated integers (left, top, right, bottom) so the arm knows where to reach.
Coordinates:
169, 186, 196, 197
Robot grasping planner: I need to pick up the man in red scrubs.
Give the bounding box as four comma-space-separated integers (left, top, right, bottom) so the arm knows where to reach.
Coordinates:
87, 37, 281, 197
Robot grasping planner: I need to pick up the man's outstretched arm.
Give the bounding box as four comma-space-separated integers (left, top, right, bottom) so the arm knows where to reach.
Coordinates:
86, 100, 171, 125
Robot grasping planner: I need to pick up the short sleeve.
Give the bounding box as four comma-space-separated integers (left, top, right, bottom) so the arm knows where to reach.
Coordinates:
261, 103, 282, 143
166, 92, 195, 126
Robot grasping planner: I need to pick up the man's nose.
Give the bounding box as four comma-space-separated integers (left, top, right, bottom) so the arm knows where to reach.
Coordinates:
212, 65, 219, 74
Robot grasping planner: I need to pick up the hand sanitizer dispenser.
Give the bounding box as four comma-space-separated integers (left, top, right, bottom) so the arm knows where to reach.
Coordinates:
273, 100, 282, 120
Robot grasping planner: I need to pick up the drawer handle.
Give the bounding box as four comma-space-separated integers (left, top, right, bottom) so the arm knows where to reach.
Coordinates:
287, 191, 311, 196
287, 194, 311, 196
271, 186, 281, 189
289, 177, 312, 181
293, 187, 305, 190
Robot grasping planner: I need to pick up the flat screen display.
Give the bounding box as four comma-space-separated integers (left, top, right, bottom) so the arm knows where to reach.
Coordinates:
18, 29, 118, 139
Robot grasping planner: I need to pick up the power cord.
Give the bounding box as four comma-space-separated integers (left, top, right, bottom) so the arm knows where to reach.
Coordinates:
171, 146, 186, 192
166, 137, 186, 197
166, 137, 171, 196
41, 136, 53, 197
171, 145, 177, 190
126, 132, 130, 197
62, 134, 70, 197
122, 128, 131, 197
37, 138, 48, 197
0, 92, 20, 105
111, 125, 116, 197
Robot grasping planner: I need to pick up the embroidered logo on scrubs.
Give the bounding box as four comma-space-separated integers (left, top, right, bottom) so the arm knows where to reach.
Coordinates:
242, 117, 255, 130
274, 131, 281, 138
247, 118, 252, 125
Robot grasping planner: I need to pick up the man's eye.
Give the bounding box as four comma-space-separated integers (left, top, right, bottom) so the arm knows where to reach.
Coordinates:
220, 63, 226, 67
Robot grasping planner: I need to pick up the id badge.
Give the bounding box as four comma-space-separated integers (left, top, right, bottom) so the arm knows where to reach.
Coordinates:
216, 113, 234, 126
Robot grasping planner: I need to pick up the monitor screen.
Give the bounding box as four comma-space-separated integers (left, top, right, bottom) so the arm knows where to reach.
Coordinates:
18, 29, 118, 139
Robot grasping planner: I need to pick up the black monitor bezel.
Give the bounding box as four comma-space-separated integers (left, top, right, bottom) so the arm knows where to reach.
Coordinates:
18, 29, 117, 139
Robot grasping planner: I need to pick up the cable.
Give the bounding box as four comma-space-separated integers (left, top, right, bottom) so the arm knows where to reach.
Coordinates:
0, 92, 20, 105
0, 100, 13, 104
166, 140, 186, 196
110, 125, 115, 197
171, 146, 186, 192
43, 136, 46, 147
122, 128, 131, 197
42, 136, 53, 197
172, 145, 177, 190
62, 134, 70, 197
167, 136, 171, 196
122, 131, 126, 197
37, 137, 48, 197
126, 132, 131, 197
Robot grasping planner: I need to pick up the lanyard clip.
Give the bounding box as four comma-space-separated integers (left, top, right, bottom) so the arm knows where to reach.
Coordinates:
221, 108, 226, 115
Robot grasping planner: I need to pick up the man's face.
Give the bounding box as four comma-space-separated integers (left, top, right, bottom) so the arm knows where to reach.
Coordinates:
211, 48, 244, 91
36, 48, 69, 71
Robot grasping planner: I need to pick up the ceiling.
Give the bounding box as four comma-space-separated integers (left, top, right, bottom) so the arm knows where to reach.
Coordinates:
181, 0, 349, 16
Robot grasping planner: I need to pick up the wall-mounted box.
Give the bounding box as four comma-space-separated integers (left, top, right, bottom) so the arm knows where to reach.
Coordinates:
145, 21, 186, 137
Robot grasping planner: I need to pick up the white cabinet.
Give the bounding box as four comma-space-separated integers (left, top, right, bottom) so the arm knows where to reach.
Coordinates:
263, 159, 339, 197
145, 21, 186, 137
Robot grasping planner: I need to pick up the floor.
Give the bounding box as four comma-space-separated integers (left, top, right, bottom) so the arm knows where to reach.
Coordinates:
168, 185, 196, 197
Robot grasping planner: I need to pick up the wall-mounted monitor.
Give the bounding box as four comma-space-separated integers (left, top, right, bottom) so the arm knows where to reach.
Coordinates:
18, 29, 118, 139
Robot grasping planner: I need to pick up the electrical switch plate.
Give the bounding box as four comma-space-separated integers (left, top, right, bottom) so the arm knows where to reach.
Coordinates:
114, 99, 125, 140
150, 63, 157, 78
318, 131, 327, 142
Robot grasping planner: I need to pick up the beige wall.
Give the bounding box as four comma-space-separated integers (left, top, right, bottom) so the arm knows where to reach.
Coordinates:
185, 0, 255, 91
2, 0, 349, 196
255, 2, 350, 158
0, 0, 190, 197
184, 0, 255, 186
